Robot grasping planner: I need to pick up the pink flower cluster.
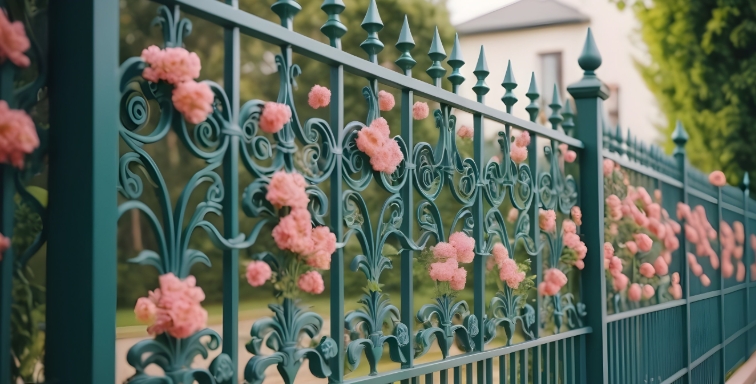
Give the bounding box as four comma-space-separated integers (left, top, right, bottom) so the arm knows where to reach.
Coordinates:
628, 283, 654, 302
0, 9, 30, 68
539, 268, 568, 296
677, 203, 724, 286
457, 125, 473, 139
539, 209, 556, 232
246, 261, 272, 287
708, 171, 726, 187
506, 208, 519, 223
563, 220, 587, 269
0, 100, 39, 168
134, 273, 208, 339
0, 233, 9, 261
308, 85, 331, 109
355, 117, 404, 174
603, 159, 615, 177
428, 232, 475, 291
490, 243, 526, 289
750, 235, 756, 282
604, 243, 629, 291
668, 272, 682, 300
140, 45, 214, 125
378, 90, 395, 111
259, 102, 292, 134
719, 220, 746, 282
510, 131, 530, 163
413, 101, 429, 120
298, 270, 325, 294
571, 206, 582, 226
558, 143, 577, 163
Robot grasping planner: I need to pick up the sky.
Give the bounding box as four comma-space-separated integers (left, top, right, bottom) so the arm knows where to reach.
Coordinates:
447, 0, 518, 25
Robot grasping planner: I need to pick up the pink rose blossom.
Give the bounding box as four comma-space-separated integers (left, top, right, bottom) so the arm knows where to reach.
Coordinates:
429, 258, 459, 281
457, 125, 473, 139
637, 187, 653, 207
543, 268, 568, 289
492, 243, 509, 267
647, 219, 666, 239
605, 195, 621, 209
141, 273, 208, 339
609, 223, 619, 236
558, 143, 568, 156
603, 159, 615, 177
574, 259, 584, 270
574, 242, 587, 259
734, 221, 745, 244
266, 171, 310, 209
141, 46, 201, 85
736, 261, 746, 282
0, 101, 38, 168
450, 267, 467, 290
134, 297, 157, 324
563, 220, 577, 234
628, 283, 642, 302
709, 253, 720, 270
641, 284, 655, 300
609, 257, 623, 275
639, 262, 655, 278
172, 81, 214, 124
449, 232, 475, 263
645, 203, 661, 220
700, 274, 711, 287
539, 209, 556, 232
377, 90, 395, 111
272, 208, 313, 255
306, 226, 336, 270
510, 145, 528, 163
571, 206, 582, 225
625, 241, 638, 255
564, 150, 577, 163
308, 85, 331, 109
433, 242, 458, 261
259, 102, 292, 134
734, 247, 743, 260
412, 101, 429, 120
0, 10, 30, 67
634, 234, 653, 252
672, 272, 680, 285
539, 281, 561, 296
514, 131, 531, 147
506, 208, 519, 223
563, 232, 582, 249
661, 251, 672, 264
722, 261, 734, 279
612, 273, 629, 292
708, 171, 726, 187
604, 242, 615, 259
668, 283, 683, 300
668, 220, 681, 235
653, 256, 668, 276
246, 261, 272, 287
664, 235, 679, 252
677, 203, 691, 221
499, 257, 518, 281
298, 271, 325, 294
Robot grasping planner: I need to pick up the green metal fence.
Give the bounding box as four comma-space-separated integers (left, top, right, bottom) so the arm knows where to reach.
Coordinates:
0, 0, 755, 383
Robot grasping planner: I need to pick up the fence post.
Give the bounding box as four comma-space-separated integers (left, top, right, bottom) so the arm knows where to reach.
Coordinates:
671, 121, 691, 377
567, 28, 609, 383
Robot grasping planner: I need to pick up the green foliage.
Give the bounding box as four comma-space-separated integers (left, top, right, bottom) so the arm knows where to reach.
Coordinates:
615, 0, 756, 186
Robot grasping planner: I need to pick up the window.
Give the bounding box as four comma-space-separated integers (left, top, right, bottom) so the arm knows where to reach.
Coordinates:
539, 52, 562, 124
606, 84, 620, 127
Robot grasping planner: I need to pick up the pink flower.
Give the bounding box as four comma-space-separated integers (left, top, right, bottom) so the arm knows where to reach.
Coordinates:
544, 268, 568, 287
668, 284, 683, 300
143, 273, 208, 339
604, 242, 615, 259
492, 243, 509, 267
677, 203, 691, 221
641, 284, 655, 300
539, 209, 556, 232
498, 258, 518, 282
506, 208, 519, 223
558, 143, 569, 155
433, 242, 457, 261
634, 234, 653, 252
412, 101, 429, 120
708, 171, 726, 187
457, 125, 473, 139
639, 262, 655, 278
574, 242, 587, 259
672, 272, 680, 285
0, 233, 9, 261
612, 273, 629, 292
449, 267, 467, 290
134, 297, 157, 324
356, 118, 403, 174
538, 282, 561, 296
510, 145, 528, 163
647, 219, 666, 239
700, 274, 711, 287
298, 271, 325, 294
491, 155, 500, 163
645, 203, 661, 220
563, 220, 577, 234
609, 257, 623, 275
266, 171, 310, 209
654, 189, 662, 202
141, 46, 201, 85
272, 208, 313, 255
429, 258, 459, 281
653, 257, 668, 276
308, 85, 331, 109
0, 10, 30, 67
603, 159, 615, 176
722, 260, 734, 279
449, 232, 475, 263
564, 150, 577, 163
563, 232, 582, 250
378, 90, 395, 111
172, 80, 214, 124
246, 261, 272, 287
0, 101, 38, 168
306, 226, 336, 270
664, 235, 679, 252
370, 137, 404, 174
571, 206, 582, 226
259, 102, 292, 134
609, 223, 619, 236
606, 195, 621, 209
734, 221, 745, 244
574, 259, 584, 270
637, 187, 653, 207
628, 283, 642, 302
625, 241, 638, 255
514, 131, 531, 147
751, 263, 756, 281
661, 250, 672, 264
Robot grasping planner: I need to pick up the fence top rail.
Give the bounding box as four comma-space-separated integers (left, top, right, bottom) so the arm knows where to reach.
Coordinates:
154, 0, 584, 148
602, 150, 684, 188
606, 299, 686, 322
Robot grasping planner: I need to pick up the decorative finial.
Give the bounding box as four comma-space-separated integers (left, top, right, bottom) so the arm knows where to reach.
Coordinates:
742, 173, 750, 192
360, 0, 384, 62
614, 124, 624, 156
426, 27, 447, 86
447, 33, 465, 93
561, 99, 575, 135
672, 120, 689, 154
321, 0, 347, 48
577, 27, 602, 75
272, 0, 302, 30
548, 84, 562, 129
525, 72, 539, 123
395, 15, 416, 74
500, 61, 517, 112
472, 46, 489, 100
625, 130, 634, 161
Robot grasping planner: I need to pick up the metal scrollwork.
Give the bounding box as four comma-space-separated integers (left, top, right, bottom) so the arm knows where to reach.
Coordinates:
539, 144, 578, 214
483, 288, 536, 345
415, 294, 478, 358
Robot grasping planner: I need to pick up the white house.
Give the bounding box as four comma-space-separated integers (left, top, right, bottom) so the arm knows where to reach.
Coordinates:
454, 0, 662, 141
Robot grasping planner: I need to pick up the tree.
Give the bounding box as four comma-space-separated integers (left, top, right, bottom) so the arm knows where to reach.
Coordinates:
615, 0, 756, 186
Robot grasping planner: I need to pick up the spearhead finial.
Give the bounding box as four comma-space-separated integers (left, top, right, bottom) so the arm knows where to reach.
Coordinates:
472, 46, 490, 100
525, 72, 540, 123
561, 98, 575, 135
447, 33, 465, 93
548, 84, 563, 129
578, 27, 602, 75
426, 27, 447, 86
672, 120, 689, 154
395, 15, 416, 74
321, 0, 347, 48
742, 173, 750, 192
272, 0, 302, 29
501, 61, 517, 112
360, 0, 384, 62
614, 124, 624, 155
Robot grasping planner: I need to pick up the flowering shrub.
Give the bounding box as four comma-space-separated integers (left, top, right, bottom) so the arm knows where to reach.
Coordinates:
603, 159, 681, 305
419, 232, 476, 297
537, 207, 587, 297
487, 242, 534, 298
133, 273, 208, 339
247, 170, 336, 297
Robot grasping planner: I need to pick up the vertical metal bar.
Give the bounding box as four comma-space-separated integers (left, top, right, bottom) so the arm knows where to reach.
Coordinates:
567, 28, 609, 383
510, 351, 517, 384
46, 0, 119, 382
718, 185, 726, 381
400, 87, 415, 378
454, 366, 462, 384
500, 355, 506, 384
426, 373, 434, 384
466, 363, 473, 383
473, 78, 486, 384
329, 51, 346, 384
440, 369, 448, 384
486, 358, 493, 384
0, 61, 16, 384
221, 2, 240, 382
520, 349, 528, 384
672, 120, 691, 378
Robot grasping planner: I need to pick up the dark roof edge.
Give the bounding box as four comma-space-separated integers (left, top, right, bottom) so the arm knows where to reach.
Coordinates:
458, 17, 590, 36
